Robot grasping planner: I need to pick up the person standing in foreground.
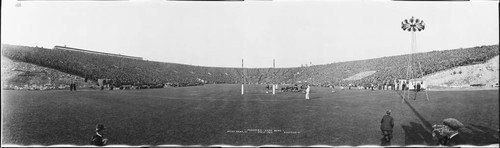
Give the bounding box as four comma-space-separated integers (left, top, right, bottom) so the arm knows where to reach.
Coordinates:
305, 85, 310, 99
91, 124, 108, 146
380, 109, 394, 142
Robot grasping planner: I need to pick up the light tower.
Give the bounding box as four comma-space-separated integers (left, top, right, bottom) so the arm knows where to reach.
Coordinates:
401, 16, 430, 103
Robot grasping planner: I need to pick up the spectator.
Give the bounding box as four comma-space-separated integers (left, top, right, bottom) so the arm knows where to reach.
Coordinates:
416, 82, 421, 92
432, 119, 464, 146
446, 130, 463, 146
433, 124, 464, 146
2, 44, 498, 87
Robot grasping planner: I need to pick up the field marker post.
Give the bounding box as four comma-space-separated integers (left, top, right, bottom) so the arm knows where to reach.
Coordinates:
273, 59, 276, 95
273, 84, 275, 95
425, 88, 429, 101
242, 59, 244, 95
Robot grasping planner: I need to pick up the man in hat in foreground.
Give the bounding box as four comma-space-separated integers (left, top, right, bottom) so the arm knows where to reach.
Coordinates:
432, 118, 464, 146
380, 109, 394, 142
432, 124, 453, 145
91, 124, 108, 146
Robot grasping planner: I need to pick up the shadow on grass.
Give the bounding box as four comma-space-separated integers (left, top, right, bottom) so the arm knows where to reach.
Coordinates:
395, 90, 427, 101
458, 124, 500, 145
401, 122, 435, 145
395, 90, 404, 98
404, 98, 433, 130
402, 123, 500, 146
401, 96, 436, 145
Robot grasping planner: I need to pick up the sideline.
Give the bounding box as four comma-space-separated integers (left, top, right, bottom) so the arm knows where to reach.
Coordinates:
427, 87, 498, 91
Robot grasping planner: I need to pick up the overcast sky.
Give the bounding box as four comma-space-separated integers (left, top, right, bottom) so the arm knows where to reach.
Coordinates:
1, 0, 498, 68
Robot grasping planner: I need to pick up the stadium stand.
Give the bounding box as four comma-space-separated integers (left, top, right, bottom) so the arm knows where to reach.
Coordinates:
1, 44, 498, 88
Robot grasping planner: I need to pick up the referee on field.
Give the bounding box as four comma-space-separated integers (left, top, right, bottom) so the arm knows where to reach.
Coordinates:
380, 109, 394, 142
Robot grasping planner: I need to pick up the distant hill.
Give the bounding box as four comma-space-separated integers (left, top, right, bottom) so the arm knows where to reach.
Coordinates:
1, 44, 498, 88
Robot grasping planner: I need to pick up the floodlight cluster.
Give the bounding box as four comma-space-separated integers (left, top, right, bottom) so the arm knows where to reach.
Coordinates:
402, 16, 425, 32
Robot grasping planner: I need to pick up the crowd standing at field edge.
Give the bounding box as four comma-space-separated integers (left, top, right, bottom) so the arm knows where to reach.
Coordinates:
69, 81, 77, 91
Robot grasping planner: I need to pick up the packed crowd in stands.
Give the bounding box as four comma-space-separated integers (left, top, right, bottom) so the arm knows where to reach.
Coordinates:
2, 44, 498, 89
298, 45, 499, 87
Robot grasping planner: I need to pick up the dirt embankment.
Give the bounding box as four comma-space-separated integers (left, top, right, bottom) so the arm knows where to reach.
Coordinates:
343, 71, 377, 81
1, 56, 95, 90
422, 56, 499, 89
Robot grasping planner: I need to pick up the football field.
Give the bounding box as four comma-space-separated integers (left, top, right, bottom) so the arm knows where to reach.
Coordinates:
2, 84, 499, 146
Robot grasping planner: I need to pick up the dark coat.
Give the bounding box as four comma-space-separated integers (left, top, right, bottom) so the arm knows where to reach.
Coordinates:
447, 133, 464, 146
90, 134, 105, 146
380, 115, 394, 131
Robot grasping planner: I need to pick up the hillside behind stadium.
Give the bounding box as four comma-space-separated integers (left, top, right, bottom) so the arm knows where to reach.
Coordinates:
1, 44, 498, 88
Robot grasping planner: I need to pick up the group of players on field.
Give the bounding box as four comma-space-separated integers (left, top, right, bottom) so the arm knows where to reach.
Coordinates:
265, 84, 310, 93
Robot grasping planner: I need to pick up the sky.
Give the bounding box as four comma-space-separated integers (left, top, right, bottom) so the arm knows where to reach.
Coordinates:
1, 0, 498, 68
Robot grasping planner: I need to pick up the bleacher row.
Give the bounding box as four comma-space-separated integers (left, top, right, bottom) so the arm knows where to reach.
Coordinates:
1, 44, 498, 88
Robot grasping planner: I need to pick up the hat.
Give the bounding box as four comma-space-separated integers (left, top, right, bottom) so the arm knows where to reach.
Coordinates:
386, 109, 392, 115
96, 124, 106, 131
442, 118, 464, 130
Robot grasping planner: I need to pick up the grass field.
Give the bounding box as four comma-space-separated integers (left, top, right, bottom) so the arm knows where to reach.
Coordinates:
2, 84, 499, 146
